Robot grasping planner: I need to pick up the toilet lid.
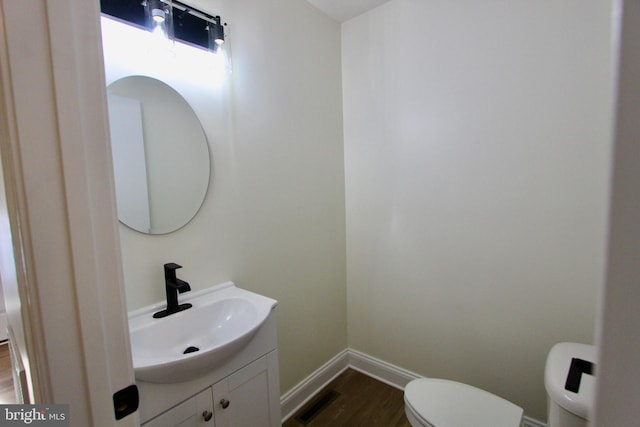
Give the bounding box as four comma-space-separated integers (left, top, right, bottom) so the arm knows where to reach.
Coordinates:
404, 379, 523, 427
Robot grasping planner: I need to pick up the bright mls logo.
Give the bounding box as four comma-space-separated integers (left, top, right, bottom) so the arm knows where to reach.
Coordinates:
0, 405, 69, 426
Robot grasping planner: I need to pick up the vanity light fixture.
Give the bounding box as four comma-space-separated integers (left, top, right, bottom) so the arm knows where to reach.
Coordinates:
208, 16, 225, 54
101, 0, 227, 54
207, 15, 232, 77
144, 0, 173, 43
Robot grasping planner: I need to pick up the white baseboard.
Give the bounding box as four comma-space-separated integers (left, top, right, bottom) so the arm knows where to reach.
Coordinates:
281, 348, 547, 427
280, 349, 350, 421
523, 417, 547, 427
347, 348, 420, 389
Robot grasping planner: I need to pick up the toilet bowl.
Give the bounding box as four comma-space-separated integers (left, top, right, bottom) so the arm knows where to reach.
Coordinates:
404, 378, 523, 427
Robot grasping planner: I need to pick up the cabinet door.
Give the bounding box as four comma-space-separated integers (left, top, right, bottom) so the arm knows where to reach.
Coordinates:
213, 351, 281, 427
143, 388, 215, 427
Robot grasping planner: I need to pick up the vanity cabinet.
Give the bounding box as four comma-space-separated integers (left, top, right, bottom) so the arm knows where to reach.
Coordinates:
142, 352, 280, 427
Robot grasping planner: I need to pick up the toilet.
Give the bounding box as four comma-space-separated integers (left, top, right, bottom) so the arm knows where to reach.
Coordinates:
404, 378, 523, 427
404, 342, 596, 427
544, 342, 596, 427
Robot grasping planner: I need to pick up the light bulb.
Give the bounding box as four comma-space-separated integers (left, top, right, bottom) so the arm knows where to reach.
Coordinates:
152, 8, 166, 23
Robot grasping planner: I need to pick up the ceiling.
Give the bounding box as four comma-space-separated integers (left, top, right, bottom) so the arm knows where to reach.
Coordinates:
305, 0, 390, 22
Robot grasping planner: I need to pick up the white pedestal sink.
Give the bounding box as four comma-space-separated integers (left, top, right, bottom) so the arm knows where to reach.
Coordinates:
128, 282, 278, 383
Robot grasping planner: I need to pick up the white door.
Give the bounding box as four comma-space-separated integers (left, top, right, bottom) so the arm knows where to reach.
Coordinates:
0, 0, 137, 424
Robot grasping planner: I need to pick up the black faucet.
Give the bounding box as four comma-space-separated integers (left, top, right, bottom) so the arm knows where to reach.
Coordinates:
153, 263, 193, 318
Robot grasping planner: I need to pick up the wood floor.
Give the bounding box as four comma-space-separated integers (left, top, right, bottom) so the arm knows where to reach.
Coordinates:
0, 342, 16, 404
283, 369, 412, 427
0, 346, 409, 424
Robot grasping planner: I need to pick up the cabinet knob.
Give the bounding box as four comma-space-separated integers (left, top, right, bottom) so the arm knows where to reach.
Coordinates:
202, 410, 213, 422
219, 398, 230, 409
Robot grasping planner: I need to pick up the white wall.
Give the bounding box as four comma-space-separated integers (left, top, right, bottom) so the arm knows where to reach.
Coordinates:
103, 0, 346, 395
342, 0, 614, 421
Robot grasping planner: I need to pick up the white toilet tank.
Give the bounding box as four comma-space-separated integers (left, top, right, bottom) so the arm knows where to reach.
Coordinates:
544, 342, 597, 427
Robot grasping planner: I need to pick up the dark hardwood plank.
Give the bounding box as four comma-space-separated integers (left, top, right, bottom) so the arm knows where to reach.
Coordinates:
284, 369, 411, 427
0, 342, 16, 404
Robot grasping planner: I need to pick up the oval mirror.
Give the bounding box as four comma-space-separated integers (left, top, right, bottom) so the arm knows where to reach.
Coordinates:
106, 76, 210, 234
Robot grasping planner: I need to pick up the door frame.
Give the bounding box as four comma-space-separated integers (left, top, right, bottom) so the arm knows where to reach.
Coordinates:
594, 1, 640, 424
0, 0, 137, 424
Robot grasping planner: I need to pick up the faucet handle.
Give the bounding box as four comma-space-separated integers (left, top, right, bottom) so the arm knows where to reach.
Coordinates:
164, 262, 182, 271
164, 263, 183, 284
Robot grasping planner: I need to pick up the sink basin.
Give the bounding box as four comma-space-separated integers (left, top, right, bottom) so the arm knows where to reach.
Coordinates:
128, 282, 277, 383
